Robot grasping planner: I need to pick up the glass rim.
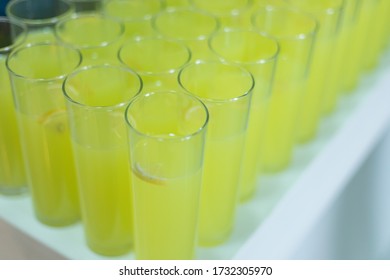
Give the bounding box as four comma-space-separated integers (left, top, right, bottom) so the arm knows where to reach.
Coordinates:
178, 60, 255, 104
6, 0, 75, 26
102, 0, 165, 21
208, 28, 280, 65
0, 17, 27, 54
55, 14, 125, 49
125, 90, 209, 142
151, 7, 221, 41
252, 6, 319, 41
6, 42, 82, 82
63, 64, 143, 110
118, 37, 192, 76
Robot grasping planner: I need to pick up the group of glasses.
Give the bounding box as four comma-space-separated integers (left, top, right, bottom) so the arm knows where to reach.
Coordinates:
0, 0, 389, 260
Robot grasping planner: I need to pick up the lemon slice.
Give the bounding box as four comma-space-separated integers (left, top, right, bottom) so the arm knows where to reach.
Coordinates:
38, 109, 68, 134
133, 163, 166, 186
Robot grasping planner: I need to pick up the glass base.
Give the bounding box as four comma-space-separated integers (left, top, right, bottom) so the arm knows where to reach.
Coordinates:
35, 213, 80, 228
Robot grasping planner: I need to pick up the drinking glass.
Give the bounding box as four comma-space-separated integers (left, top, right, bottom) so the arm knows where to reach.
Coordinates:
364, 0, 387, 70
209, 29, 278, 201
253, 6, 317, 172
55, 14, 125, 66
103, 0, 164, 40
0, 17, 27, 195
126, 90, 208, 259
179, 61, 253, 246
152, 7, 219, 62
286, 0, 344, 143
64, 65, 142, 256
323, 0, 360, 114
118, 37, 191, 92
6, 43, 82, 226
343, 0, 378, 92
6, 0, 75, 44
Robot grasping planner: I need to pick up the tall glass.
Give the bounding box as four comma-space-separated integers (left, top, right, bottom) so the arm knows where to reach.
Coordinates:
190, 0, 252, 28
179, 61, 253, 246
126, 91, 208, 259
103, 0, 164, 40
363, 0, 386, 70
6, 43, 82, 226
55, 14, 125, 66
209, 29, 278, 201
343, 0, 378, 92
152, 7, 219, 62
0, 17, 27, 196
6, 0, 75, 44
379, 0, 390, 52
253, 7, 317, 172
287, 0, 344, 143
118, 37, 191, 92
323, 0, 360, 114
64, 65, 142, 256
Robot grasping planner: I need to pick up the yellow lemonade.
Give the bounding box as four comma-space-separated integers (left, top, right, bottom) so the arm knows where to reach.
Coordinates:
179, 62, 252, 246
64, 65, 142, 256
381, 0, 390, 50
290, 0, 343, 143
210, 29, 279, 201
364, 0, 387, 70
208, 30, 278, 201
253, 7, 316, 172
239, 92, 269, 201
126, 91, 207, 259
7, 44, 81, 226
343, 0, 377, 92
131, 138, 203, 259
17, 110, 80, 226
72, 142, 133, 256
297, 43, 330, 142
0, 56, 26, 194
232, 48, 275, 202
199, 132, 246, 245
260, 56, 308, 172
323, 0, 358, 113
261, 82, 303, 172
